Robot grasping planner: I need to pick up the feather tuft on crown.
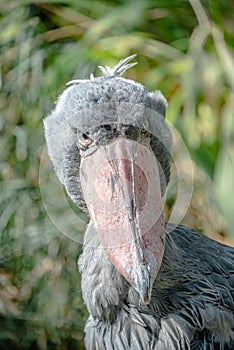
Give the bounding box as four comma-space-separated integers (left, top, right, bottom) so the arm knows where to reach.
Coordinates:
66, 54, 137, 86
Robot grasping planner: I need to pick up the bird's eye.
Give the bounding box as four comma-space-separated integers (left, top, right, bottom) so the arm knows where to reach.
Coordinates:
140, 129, 149, 137
77, 131, 93, 147
141, 129, 148, 136
139, 129, 151, 145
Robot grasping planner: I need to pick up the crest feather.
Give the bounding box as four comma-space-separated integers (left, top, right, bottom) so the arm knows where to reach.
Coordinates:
66, 54, 137, 86
98, 54, 138, 77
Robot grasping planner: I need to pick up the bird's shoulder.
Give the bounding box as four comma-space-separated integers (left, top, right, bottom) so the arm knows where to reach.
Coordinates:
82, 223, 234, 349
168, 224, 234, 276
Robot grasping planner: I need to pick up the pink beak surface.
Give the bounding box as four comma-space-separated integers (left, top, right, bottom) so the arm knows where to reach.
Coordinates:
80, 137, 165, 303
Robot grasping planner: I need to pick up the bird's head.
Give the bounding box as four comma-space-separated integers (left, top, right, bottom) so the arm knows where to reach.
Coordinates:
44, 55, 172, 304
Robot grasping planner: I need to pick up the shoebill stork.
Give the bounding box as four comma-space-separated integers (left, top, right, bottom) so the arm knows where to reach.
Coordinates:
44, 55, 234, 349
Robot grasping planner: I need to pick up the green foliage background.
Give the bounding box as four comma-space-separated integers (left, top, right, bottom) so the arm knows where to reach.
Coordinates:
1, 0, 234, 348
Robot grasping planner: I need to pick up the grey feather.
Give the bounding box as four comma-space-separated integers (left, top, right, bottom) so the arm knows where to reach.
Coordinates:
44, 63, 171, 201
66, 54, 137, 86
98, 54, 138, 77
80, 224, 234, 349
44, 55, 234, 349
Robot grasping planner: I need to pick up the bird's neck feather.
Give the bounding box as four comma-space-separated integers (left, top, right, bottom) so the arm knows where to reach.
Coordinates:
78, 222, 129, 321
78, 222, 183, 321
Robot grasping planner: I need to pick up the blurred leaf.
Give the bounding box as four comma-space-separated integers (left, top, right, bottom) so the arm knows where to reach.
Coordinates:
214, 146, 234, 236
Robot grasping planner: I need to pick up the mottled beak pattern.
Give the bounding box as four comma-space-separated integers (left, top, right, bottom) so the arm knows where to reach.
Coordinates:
80, 137, 165, 303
